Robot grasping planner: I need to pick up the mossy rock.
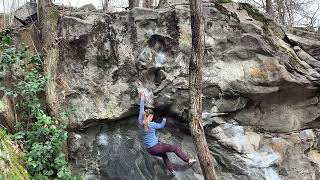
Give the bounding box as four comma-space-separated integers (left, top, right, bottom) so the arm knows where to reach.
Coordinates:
0, 129, 29, 180
239, 3, 270, 23
217, 0, 233, 3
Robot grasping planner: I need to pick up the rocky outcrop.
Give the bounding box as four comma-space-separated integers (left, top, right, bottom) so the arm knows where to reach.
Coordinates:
78, 4, 96, 11
14, 2, 37, 25
284, 27, 320, 62
56, 2, 320, 180
207, 119, 320, 179
59, 2, 320, 132
68, 118, 203, 180
69, 117, 320, 180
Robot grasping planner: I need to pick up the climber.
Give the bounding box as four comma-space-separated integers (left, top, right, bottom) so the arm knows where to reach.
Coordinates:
138, 91, 196, 176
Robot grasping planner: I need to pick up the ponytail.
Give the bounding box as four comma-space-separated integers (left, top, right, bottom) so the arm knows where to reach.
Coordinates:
142, 109, 154, 132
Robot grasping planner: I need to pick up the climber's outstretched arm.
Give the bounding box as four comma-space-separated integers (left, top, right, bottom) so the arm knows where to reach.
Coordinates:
138, 91, 145, 125
149, 118, 166, 129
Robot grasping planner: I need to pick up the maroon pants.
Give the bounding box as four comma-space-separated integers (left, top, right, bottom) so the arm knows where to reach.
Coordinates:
147, 142, 189, 172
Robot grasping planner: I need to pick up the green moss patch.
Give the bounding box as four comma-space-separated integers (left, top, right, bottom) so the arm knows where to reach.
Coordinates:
239, 3, 270, 23
217, 0, 233, 3
0, 129, 29, 180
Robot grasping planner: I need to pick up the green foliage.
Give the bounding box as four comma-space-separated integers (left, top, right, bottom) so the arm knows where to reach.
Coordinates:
217, 0, 233, 3
0, 128, 29, 180
0, 29, 77, 179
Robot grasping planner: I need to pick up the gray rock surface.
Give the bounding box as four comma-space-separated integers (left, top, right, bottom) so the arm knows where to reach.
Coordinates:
68, 118, 204, 180
59, 3, 320, 132
78, 4, 96, 11
14, 2, 37, 25
68, 117, 320, 180
207, 120, 320, 180
56, 2, 320, 180
284, 29, 320, 60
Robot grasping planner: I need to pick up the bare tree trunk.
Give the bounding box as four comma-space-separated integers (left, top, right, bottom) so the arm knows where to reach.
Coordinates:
103, 0, 109, 10
285, 0, 293, 26
276, 0, 285, 24
189, 0, 218, 180
129, 0, 136, 9
265, 0, 273, 15
37, 0, 61, 116
2, 0, 6, 28
143, 0, 153, 8
158, 0, 165, 7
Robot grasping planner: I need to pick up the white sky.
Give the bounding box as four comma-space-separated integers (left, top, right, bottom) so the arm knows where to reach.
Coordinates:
0, 0, 129, 13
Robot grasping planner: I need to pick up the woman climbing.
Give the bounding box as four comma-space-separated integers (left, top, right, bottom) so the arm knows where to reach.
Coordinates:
138, 91, 196, 175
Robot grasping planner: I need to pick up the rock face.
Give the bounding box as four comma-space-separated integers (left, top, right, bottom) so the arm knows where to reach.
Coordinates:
285, 30, 320, 61
78, 4, 96, 11
14, 2, 37, 25
68, 118, 203, 180
57, 2, 320, 180
207, 119, 320, 180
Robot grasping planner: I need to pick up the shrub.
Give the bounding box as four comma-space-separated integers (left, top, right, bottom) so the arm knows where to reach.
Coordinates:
0, 29, 77, 179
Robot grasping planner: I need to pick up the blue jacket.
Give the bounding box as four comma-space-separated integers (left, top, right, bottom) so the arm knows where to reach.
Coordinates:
138, 98, 166, 148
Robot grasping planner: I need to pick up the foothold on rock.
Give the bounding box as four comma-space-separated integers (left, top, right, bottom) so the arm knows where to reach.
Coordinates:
14, 2, 37, 26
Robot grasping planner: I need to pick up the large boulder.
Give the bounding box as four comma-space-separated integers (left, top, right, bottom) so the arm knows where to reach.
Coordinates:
55, 2, 320, 179
68, 118, 204, 180
59, 3, 320, 132
14, 2, 37, 25
78, 4, 96, 11
68, 117, 320, 180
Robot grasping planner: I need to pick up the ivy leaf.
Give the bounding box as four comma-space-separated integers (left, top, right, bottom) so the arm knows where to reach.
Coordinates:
2, 36, 12, 45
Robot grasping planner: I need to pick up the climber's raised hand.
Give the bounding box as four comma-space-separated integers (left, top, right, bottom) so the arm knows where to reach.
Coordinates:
139, 91, 145, 100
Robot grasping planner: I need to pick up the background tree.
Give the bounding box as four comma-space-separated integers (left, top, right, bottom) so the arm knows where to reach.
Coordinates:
129, 0, 136, 9
143, 0, 154, 7
240, 0, 320, 28
102, 0, 109, 10
189, 0, 218, 179
265, 0, 273, 15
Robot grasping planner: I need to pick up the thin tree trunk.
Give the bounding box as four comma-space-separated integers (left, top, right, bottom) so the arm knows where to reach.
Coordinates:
103, 0, 109, 10
2, 0, 6, 28
129, 0, 135, 9
276, 0, 285, 24
158, 0, 165, 7
285, 0, 293, 26
143, 0, 153, 8
143, 0, 148, 7
265, 0, 273, 15
189, 0, 218, 180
